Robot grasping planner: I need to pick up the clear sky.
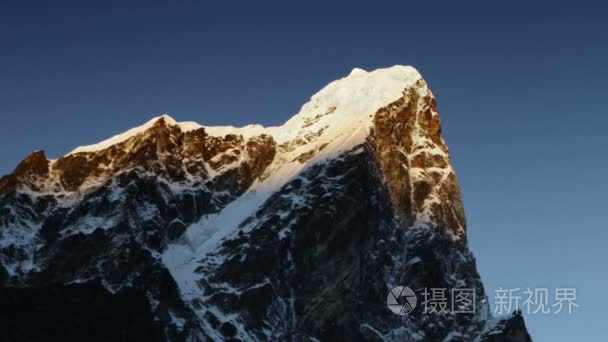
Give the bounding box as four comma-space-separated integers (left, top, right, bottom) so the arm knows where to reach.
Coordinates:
1, 1, 606, 340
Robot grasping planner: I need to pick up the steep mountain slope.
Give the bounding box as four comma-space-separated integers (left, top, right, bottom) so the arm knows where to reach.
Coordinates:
0, 66, 531, 341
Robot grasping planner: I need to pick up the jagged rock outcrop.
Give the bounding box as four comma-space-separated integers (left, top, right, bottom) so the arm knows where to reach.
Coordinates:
372, 81, 465, 236
0, 150, 49, 193
0, 116, 276, 196
0, 66, 531, 341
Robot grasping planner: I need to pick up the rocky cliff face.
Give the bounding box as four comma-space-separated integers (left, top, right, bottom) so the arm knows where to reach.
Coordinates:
0, 66, 531, 341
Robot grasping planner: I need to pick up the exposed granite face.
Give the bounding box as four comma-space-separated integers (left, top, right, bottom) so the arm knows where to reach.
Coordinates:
372, 82, 465, 238
205, 133, 276, 194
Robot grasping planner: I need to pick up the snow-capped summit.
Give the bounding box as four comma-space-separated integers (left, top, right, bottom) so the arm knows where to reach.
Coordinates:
0, 66, 531, 342
348, 67, 367, 76
69, 65, 423, 154
4, 65, 432, 196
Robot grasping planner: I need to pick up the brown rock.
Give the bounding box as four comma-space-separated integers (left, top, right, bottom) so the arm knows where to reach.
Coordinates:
0, 150, 49, 193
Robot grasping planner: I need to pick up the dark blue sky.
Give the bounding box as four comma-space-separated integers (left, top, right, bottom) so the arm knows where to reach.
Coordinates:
1, 1, 606, 340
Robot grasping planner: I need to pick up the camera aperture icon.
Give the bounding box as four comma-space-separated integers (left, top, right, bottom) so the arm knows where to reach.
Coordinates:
387, 286, 417, 315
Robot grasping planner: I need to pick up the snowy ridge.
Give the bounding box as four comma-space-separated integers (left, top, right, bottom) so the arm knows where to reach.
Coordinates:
55, 66, 423, 198
67, 65, 421, 155
69, 114, 177, 154
67, 114, 206, 155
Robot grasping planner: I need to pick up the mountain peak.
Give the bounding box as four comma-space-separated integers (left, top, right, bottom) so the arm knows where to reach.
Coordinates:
347, 65, 420, 78
3, 66, 440, 203
67, 114, 179, 155
0, 150, 49, 193
348, 67, 367, 76
0, 65, 531, 341
153, 113, 177, 125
